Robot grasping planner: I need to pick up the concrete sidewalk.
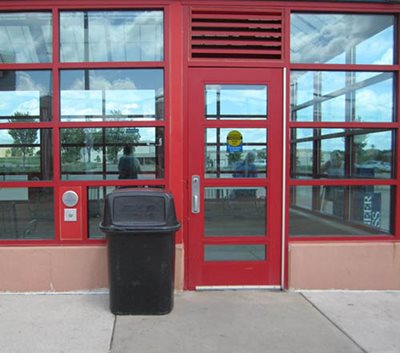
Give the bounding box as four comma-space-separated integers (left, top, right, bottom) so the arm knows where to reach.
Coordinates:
0, 291, 399, 353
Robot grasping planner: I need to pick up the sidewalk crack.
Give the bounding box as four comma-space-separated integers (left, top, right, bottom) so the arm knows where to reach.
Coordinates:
108, 315, 117, 353
300, 293, 369, 353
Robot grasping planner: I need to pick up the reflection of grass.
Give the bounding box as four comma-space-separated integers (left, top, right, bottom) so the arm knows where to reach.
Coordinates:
63, 162, 103, 172
62, 162, 155, 172
295, 166, 313, 173
0, 157, 40, 171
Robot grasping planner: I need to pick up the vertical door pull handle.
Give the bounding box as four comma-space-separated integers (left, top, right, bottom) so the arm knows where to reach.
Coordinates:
192, 175, 200, 214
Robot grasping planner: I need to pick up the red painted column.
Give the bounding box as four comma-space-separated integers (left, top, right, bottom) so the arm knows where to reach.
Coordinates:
167, 2, 184, 245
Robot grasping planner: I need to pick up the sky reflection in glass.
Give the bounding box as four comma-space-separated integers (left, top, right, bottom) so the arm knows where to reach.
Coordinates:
60, 69, 163, 121
291, 71, 394, 122
60, 11, 163, 62
291, 14, 394, 64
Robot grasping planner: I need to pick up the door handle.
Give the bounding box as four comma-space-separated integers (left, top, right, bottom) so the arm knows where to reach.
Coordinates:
192, 175, 200, 214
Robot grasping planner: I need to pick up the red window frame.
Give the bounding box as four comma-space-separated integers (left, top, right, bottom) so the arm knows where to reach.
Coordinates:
286, 7, 400, 244
0, 1, 174, 246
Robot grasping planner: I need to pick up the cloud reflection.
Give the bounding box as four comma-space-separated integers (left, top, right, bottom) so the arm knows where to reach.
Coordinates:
60, 11, 163, 62
291, 14, 393, 64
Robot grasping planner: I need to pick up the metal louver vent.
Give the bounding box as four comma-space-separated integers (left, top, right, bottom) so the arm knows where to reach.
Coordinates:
190, 9, 283, 60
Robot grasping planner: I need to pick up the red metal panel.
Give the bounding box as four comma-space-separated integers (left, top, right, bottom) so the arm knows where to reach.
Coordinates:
59, 186, 84, 241
201, 262, 270, 286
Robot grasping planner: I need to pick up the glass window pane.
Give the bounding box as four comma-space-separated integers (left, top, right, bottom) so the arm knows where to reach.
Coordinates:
0, 187, 54, 239
60, 127, 164, 181
355, 72, 394, 122
291, 14, 394, 64
289, 185, 394, 236
205, 245, 266, 261
290, 71, 394, 122
0, 129, 53, 181
88, 186, 113, 239
205, 187, 266, 237
206, 128, 267, 178
0, 71, 52, 122
0, 13, 52, 63
205, 85, 267, 120
60, 11, 163, 62
291, 129, 394, 179
60, 69, 163, 121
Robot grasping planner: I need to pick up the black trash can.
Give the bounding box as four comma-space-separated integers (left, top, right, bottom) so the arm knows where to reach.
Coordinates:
100, 188, 180, 315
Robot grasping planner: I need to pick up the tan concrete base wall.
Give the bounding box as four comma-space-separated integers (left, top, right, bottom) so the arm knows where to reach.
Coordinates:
174, 244, 185, 291
0, 245, 185, 292
289, 242, 400, 290
5, 242, 398, 291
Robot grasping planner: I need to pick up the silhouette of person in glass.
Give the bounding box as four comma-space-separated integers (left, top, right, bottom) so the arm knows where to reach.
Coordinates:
118, 144, 141, 179
322, 150, 344, 178
232, 151, 257, 198
233, 151, 257, 178
321, 150, 344, 213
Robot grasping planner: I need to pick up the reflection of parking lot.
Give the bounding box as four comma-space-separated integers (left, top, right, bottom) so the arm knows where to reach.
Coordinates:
356, 161, 391, 172
254, 160, 267, 169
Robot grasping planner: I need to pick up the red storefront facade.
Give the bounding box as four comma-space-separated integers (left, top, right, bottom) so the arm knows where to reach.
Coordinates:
0, 0, 399, 291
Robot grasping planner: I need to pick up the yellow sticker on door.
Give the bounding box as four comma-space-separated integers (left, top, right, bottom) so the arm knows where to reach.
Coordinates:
226, 130, 243, 152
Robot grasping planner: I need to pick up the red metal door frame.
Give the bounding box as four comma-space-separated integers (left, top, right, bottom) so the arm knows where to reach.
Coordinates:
186, 67, 283, 289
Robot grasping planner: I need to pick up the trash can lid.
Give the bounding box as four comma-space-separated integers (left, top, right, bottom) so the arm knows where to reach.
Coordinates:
99, 188, 181, 234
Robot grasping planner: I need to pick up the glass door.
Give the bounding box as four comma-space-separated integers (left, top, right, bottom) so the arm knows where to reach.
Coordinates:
187, 68, 283, 288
